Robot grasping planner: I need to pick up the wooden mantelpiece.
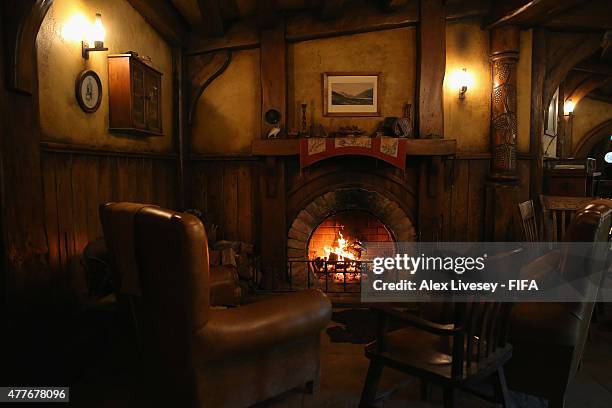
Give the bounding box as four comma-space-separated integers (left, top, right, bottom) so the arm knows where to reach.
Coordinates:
251, 138, 457, 156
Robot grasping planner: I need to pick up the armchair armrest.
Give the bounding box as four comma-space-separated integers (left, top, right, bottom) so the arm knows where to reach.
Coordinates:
519, 249, 561, 283
194, 289, 331, 363
371, 306, 461, 336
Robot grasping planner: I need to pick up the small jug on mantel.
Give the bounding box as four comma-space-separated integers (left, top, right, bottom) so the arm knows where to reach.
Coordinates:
397, 103, 413, 138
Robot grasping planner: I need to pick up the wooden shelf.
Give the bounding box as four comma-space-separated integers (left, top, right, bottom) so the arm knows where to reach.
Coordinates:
251, 138, 457, 156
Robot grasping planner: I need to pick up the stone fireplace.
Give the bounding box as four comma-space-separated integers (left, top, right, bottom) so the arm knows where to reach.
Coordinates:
252, 139, 455, 292
286, 187, 416, 291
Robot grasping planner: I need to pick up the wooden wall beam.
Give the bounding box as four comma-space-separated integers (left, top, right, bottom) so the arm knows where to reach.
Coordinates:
186, 50, 232, 125
529, 29, 546, 204
198, 0, 225, 37
127, 0, 189, 46
2, 0, 53, 93
417, 0, 445, 139
260, 21, 287, 138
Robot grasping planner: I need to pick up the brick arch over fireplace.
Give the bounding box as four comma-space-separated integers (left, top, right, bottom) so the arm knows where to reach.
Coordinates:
287, 188, 416, 278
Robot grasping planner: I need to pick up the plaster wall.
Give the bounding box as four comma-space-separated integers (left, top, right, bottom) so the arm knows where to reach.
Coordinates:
190, 20, 532, 157
288, 28, 416, 136
37, 0, 174, 153
191, 49, 261, 155
571, 97, 612, 153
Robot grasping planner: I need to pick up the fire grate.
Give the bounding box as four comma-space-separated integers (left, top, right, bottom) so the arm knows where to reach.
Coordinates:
287, 260, 375, 293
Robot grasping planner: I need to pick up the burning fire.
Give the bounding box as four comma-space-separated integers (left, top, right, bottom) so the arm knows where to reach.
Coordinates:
323, 231, 360, 261
314, 230, 363, 283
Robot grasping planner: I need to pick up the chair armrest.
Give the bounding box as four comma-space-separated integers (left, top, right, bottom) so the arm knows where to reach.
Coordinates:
371, 306, 461, 336
194, 289, 331, 363
519, 249, 561, 283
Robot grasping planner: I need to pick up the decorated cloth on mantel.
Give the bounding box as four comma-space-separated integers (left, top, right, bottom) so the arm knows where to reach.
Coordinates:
299, 137, 407, 170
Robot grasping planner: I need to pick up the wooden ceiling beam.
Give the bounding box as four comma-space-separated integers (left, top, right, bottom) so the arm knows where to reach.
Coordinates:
257, 0, 281, 29
286, 0, 418, 42
543, 0, 612, 31
565, 74, 610, 107
485, 0, 589, 29
320, 0, 348, 20
574, 61, 612, 77
198, 0, 225, 37
127, 0, 188, 46
379, 0, 411, 13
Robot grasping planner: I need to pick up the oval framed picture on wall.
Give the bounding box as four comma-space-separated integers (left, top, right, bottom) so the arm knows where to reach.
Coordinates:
75, 70, 103, 113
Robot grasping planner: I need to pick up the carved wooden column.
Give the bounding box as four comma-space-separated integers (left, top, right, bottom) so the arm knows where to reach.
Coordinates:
485, 26, 521, 241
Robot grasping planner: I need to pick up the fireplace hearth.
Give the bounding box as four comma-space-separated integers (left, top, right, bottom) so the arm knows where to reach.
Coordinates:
286, 187, 416, 292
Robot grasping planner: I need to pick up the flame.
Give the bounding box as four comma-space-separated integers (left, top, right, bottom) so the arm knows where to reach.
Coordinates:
323, 231, 359, 261
318, 229, 362, 282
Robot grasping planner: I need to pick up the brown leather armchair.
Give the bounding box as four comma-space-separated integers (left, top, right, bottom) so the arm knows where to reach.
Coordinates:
99, 202, 241, 306
133, 206, 331, 407
505, 200, 612, 408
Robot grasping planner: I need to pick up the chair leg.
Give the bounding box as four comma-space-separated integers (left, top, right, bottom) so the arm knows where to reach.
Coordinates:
420, 380, 430, 401
359, 360, 384, 408
443, 387, 455, 408
492, 368, 511, 408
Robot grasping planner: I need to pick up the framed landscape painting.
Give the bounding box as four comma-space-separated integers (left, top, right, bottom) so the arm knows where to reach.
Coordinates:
323, 72, 381, 117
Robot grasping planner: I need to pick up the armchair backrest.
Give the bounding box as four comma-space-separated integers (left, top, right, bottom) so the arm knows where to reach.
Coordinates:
552, 199, 612, 381
99, 202, 156, 296
133, 206, 211, 348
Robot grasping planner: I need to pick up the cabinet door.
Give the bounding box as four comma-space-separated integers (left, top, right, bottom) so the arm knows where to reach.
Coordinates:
144, 68, 162, 133
131, 63, 146, 130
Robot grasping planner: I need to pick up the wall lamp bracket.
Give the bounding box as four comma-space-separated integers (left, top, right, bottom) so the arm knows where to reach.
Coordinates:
82, 41, 108, 59
458, 86, 467, 100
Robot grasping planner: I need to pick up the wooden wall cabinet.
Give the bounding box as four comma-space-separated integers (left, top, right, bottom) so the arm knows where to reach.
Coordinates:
108, 54, 163, 136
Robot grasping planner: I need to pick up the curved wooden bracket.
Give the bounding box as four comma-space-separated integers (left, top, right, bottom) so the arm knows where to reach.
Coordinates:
573, 118, 612, 159
3, 0, 53, 94
565, 73, 611, 107
543, 32, 602, 109
187, 50, 232, 125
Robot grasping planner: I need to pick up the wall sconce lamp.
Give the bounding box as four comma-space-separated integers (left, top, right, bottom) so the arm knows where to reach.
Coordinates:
564, 99, 575, 116
82, 13, 108, 59
449, 68, 471, 100
458, 68, 468, 99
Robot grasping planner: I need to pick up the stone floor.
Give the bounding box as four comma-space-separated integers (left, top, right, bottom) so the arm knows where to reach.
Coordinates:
71, 305, 612, 408
265, 307, 612, 408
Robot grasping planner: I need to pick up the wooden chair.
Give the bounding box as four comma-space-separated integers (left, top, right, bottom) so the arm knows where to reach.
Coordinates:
518, 200, 539, 242
540, 195, 594, 241
359, 302, 513, 408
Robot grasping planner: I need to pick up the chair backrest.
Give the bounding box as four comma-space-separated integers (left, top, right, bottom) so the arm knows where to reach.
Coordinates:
518, 200, 539, 242
557, 199, 612, 378
540, 195, 593, 241
133, 206, 211, 354
99, 202, 156, 296
450, 301, 513, 377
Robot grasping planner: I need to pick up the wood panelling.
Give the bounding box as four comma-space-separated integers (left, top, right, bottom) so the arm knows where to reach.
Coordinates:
187, 156, 531, 259
190, 159, 257, 243
442, 158, 530, 241
41, 150, 177, 302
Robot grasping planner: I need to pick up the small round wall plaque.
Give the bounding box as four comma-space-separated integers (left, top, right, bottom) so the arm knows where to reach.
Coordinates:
75, 70, 102, 113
